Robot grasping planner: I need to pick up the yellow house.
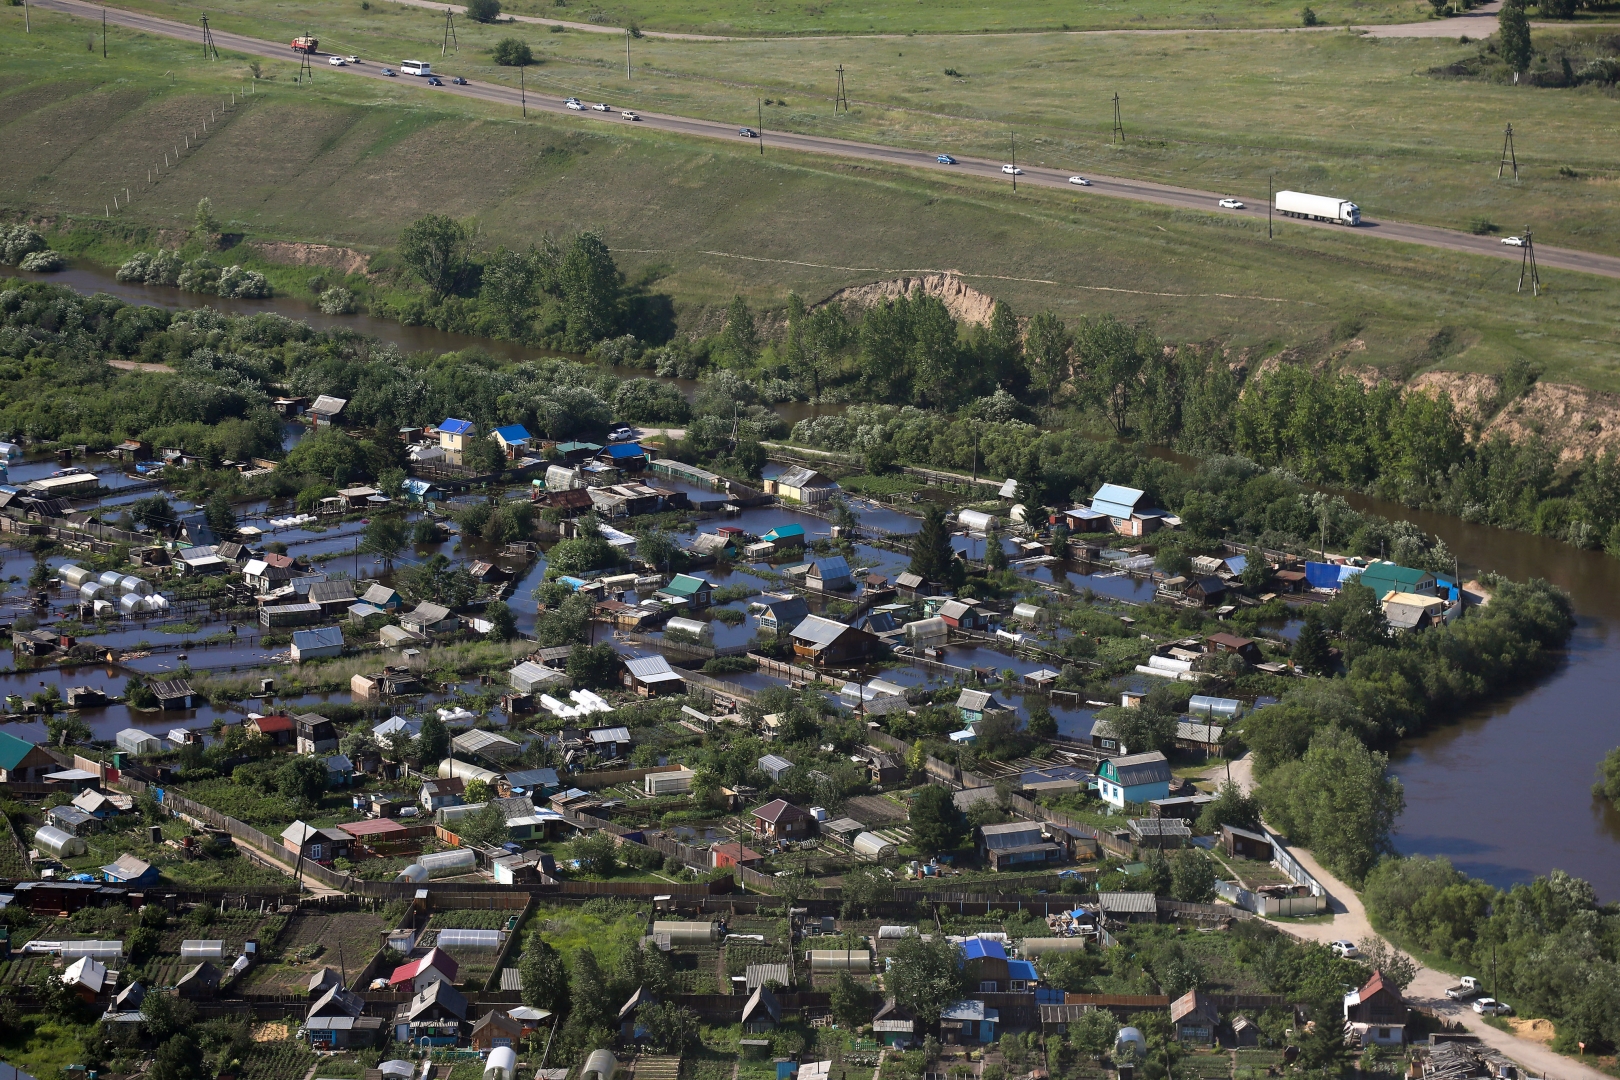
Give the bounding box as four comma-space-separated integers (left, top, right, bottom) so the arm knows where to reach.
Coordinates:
438, 418, 475, 452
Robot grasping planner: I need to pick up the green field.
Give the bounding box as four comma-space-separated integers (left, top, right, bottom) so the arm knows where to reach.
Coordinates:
4, 7, 1620, 392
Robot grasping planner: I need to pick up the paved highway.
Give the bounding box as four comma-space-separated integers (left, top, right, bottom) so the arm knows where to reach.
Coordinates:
34, 0, 1620, 282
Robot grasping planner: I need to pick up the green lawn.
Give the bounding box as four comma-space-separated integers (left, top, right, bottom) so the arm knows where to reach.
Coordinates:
5, 8, 1620, 394
0, 1019, 95, 1078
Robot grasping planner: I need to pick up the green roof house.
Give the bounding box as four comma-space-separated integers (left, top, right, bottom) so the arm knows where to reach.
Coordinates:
1355, 562, 1438, 600
657, 574, 713, 609
0, 731, 59, 783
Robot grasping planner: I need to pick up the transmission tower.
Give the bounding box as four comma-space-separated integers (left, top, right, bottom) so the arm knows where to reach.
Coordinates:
1111, 92, 1125, 144
1498, 123, 1518, 180
442, 6, 458, 55
200, 14, 219, 60
1518, 230, 1541, 296
834, 64, 849, 113
297, 31, 313, 82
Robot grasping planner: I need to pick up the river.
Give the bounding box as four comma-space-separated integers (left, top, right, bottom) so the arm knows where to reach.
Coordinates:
8, 262, 1619, 898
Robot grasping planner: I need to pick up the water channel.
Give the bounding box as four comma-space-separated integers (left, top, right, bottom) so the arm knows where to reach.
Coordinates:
7, 262, 1620, 898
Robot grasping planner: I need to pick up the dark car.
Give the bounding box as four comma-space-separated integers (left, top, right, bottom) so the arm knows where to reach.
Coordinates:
739, 127, 758, 138
451, 76, 468, 85
381, 67, 397, 76
937, 154, 957, 164
427, 76, 443, 86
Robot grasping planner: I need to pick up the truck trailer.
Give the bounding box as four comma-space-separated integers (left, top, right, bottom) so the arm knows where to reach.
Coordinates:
291, 36, 319, 54
1274, 190, 1361, 226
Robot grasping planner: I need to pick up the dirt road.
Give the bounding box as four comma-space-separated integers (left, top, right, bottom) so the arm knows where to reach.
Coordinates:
38, 0, 1620, 283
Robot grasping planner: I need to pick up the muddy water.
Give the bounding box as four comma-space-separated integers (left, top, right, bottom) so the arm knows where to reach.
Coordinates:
1331, 490, 1620, 901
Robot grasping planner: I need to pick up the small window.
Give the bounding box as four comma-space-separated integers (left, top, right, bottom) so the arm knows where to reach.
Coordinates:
1378, 1029, 1389, 1040
979, 980, 998, 993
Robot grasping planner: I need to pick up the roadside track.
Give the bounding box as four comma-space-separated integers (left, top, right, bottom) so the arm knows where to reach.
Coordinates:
33, 0, 1620, 282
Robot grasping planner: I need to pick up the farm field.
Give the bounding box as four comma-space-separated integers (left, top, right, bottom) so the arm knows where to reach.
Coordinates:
66, 0, 1620, 260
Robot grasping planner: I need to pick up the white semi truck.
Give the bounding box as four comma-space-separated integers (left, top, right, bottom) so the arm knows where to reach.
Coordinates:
1275, 190, 1361, 226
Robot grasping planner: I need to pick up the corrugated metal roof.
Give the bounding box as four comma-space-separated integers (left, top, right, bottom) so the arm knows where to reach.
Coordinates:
292, 626, 344, 651
775, 467, 832, 489
625, 655, 682, 682
789, 614, 853, 647
438, 418, 475, 435
1092, 483, 1147, 519
1097, 891, 1158, 914
979, 821, 1043, 849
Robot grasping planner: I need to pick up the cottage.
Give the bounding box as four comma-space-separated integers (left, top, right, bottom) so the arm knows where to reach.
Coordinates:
939, 999, 999, 1045
100, 853, 158, 886
307, 580, 357, 617
894, 571, 926, 595
243, 558, 297, 592
1356, 562, 1439, 600
395, 979, 468, 1045
1171, 990, 1219, 1043
956, 689, 1005, 725
1096, 891, 1159, 923
437, 418, 475, 455
977, 821, 1066, 871
586, 725, 632, 759
1090, 484, 1165, 536
176, 961, 222, 1000
63, 956, 108, 1003
623, 655, 684, 697
1343, 971, 1406, 1046
0, 733, 59, 782
401, 602, 458, 636
149, 678, 195, 711
379, 624, 427, 648
761, 523, 806, 550
754, 595, 810, 632
741, 985, 781, 1033
937, 598, 988, 631
72, 789, 125, 820
295, 713, 339, 754
767, 467, 837, 504
389, 947, 459, 996
1184, 576, 1227, 607
960, 937, 1012, 992
657, 574, 713, 610
806, 556, 853, 592
492, 850, 556, 885
601, 442, 648, 471
1096, 752, 1172, 809
1062, 506, 1113, 534
688, 532, 737, 560
1383, 591, 1446, 632
788, 615, 879, 666
250, 714, 296, 745
291, 626, 345, 662
309, 395, 348, 426
711, 841, 765, 870
280, 821, 351, 863
490, 424, 533, 459
1221, 824, 1273, 861
325, 754, 355, 786
752, 799, 814, 840
420, 777, 466, 812
758, 754, 794, 782
361, 583, 403, 611
873, 999, 917, 1048
46, 805, 96, 836
471, 1009, 523, 1050
1205, 633, 1261, 664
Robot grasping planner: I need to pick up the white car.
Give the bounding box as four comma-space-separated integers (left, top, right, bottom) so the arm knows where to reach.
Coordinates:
345, 55, 361, 63
328, 56, 347, 66
1329, 940, 1360, 959
622, 110, 640, 120
1501, 236, 1525, 246
1001, 164, 1022, 175
1069, 176, 1092, 186
592, 102, 612, 112
1474, 999, 1513, 1016
565, 98, 584, 110
1219, 197, 1245, 209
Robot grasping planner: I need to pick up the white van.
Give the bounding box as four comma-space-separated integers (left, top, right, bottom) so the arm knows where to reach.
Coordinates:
401, 60, 431, 76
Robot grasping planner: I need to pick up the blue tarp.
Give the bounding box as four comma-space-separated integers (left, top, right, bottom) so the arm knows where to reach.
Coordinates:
1305, 561, 1364, 590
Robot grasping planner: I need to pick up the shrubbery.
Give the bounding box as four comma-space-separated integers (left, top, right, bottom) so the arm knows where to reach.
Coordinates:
117, 251, 268, 297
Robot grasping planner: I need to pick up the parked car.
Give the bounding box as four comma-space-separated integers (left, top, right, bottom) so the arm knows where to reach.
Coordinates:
566, 98, 584, 110
592, 102, 612, 111
1001, 164, 1022, 175
1218, 197, 1245, 209
1329, 940, 1360, 959
1501, 236, 1525, 246
937, 154, 957, 164
1069, 175, 1092, 186
1446, 977, 1483, 1001
622, 110, 640, 120
427, 76, 443, 85
451, 76, 468, 85
739, 127, 759, 138
608, 426, 635, 442
380, 67, 396, 76
328, 56, 347, 66
1474, 999, 1513, 1016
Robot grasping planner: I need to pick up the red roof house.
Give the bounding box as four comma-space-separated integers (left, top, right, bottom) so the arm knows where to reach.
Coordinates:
249, 714, 296, 745
1343, 971, 1406, 1047
389, 947, 459, 995
751, 799, 813, 840
711, 841, 765, 870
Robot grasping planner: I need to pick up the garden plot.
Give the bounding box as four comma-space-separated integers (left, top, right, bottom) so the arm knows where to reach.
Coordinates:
422, 910, 517, 988
144, 908, 286, 988
234, 908, 394, 995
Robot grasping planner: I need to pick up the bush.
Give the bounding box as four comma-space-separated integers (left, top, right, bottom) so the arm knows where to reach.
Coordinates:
466, 0, 501, 20
318, 286, 355, 314
0, 226, 45, 266
492, 37, 533, 65
216, 265, 269, 299
18, 250, 66, 272
1300, 4, 1319, 22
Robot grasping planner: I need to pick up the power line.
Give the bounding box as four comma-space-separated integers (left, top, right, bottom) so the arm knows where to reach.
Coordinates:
834, 64, 848, 113
1111, 92, 1125, 145
1498, 123, 1518, 181
200, 14, 219, 61
442, 6, 457, 55
1518, 230, 1541, 296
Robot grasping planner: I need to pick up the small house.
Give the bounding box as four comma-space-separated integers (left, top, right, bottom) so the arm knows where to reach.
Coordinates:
361, 583, 403, 611
960, 937, 1011, 992
401, 602, 458, 636
1096, 752, 1172, 809
623, 655, 684, 697
688, 532, 736, 560
1205, 633, 1261, 664
307, 580, 357, 616
243, 558, 297, 592
437, 418, 475, 453
977, 821, 1066, 871
421, 777, 466, 812
46, 805, 96, 836
1383, 591, 1446, 632
761, 523, 806, 550
1231, 1015, 1261, 1047
937, 598, 987, 631
752, 799, 814, 840
711, 841, 765, 870
149, 678, 195, 711
325, 754, 355, 786
471, 1009, 522, 1050
586, 725, 632, 759
939, 999, 999, 1045
788, 615, 879, 666
100, 853, 158, 886
309, 395, 348, 426
956, 689, 1005, 725
250, 714, 296, 745
295, 713, 339, 754
805, 556, 852, 592
601, 442, 647, 470
1356, 562, 1439, 600
1221, 824, 1273, 861
71, 789, 123, 820
280, 821, 351, 863
395, 979, 468, 1045
1186, 576, 1227, 607
63, 956, 108, 1003
492, 850, 556, 885
895, 571, 926, 595
389, 947, 459, 996
657, 574, 713, 610
1171, 990, 1219, 1044
0, 732, 57, 782
291, 626, 345, 662
767, 467, 837, 504
176, 961, 222, 1000
1090, 483, 1167, 537
490, 425, 533, 459
873, 999, 916, 1048
1343, 971, 1406, 1046
755, 595, 809, 632
741, 985, 781, 1033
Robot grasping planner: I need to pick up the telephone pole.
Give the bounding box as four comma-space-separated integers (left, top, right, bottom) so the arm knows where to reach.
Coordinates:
834, 64, 849, 113
626, 28, 631, 78
1111, 92, 1125, 144
298, 36, 313, 83
1498, 123, 1518, 180
23, 0, 29, 34
1518, 230, 1541, 296
520, 65, 526, 117
200, 14, 219, 60
758, 99, 764, 155
102, 6, 107, 57
442, 5, 457, 55
1009, 131, 1016, 192
1268, 173, 1273, 239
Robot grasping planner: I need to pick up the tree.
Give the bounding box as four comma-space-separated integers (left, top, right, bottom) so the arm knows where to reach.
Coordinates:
567, 643, 620, 689
485, 600, 517, 641
1024, 311, 1071, 403
1074, 313, 1152, 436
570, 830, 619, 875
1595, 746, 1620, 804
466, 0, 502, 21
204, 493, 235, 537
1141, 850, 1174, 895
360, 513, 408, 573
1499, 0, 1533, 74
143, 992, 197, 1042
418, 712, 450, 765
888, 932, 968, 1027
984, 522, 1009, 571
1239, 547, 1271, 591
557, 232, 622, 347
1069, 1007, 1118, 1063
839, 866, 894, 919
984, 300, 1022, 391
639, 1001, 700, 1053
1170, 849, 1217, 903
492, 37, 533, 64
1292, 607, 1332, 676
908, 784, 966, 854
464, 778, 490, 804
455, 802, 510, 847
831, 971, 869, 1030
1354, 937, 1418, 991
277, 755, 326, 807
194, 197, 218, 234
519, 934, 568, 1011
1026, 700, 1057, 739
398, 214, 468, 298
1195, 781, 1262, 835
714, 296, 759, 367
45, 713, 90, 748
908, 503, 958, 586
1258, 726, 1405, 884
463, 435, 507, 476
148, 1034, 208, 1080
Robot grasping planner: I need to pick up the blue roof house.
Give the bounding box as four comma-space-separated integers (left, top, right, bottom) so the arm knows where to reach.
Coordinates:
437, 418, 475, 452
290, 626, 345, 662
960, 938, 1010, 992
1007, 959, 1041, 992
939, 999, 999, 1044
602, 443, 647, 469
805, 556, 852, 592
490, 425, 533, 458
761, 524, 806, 547
1090, 484, 1167, 537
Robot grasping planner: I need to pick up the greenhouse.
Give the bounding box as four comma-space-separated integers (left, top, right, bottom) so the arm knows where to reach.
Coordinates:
181, 940, 225, 959
435, 929, 501, 949
61, 940, 124, 960
417, 848, 477, 874
33, 825, 86, 858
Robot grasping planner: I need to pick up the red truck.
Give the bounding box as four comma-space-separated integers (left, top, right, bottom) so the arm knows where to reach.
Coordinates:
291, 36, 319, 54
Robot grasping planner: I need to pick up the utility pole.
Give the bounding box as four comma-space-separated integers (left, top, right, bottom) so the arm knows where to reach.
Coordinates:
626, 28, 631, 78
520, 65, 526, 117
201, 15, 219, 60
834, 64, 848, 113
1268, 173, 1273, 238
442, 6, 457, 55
1518, 230, 1541, 295
1498, 123, 1518, 181
758, 98, 764, 155
102, 7, 107, 57
23, 0, 29, 34
1111, 92, 1125, 144
1010, 130, 1016, 192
